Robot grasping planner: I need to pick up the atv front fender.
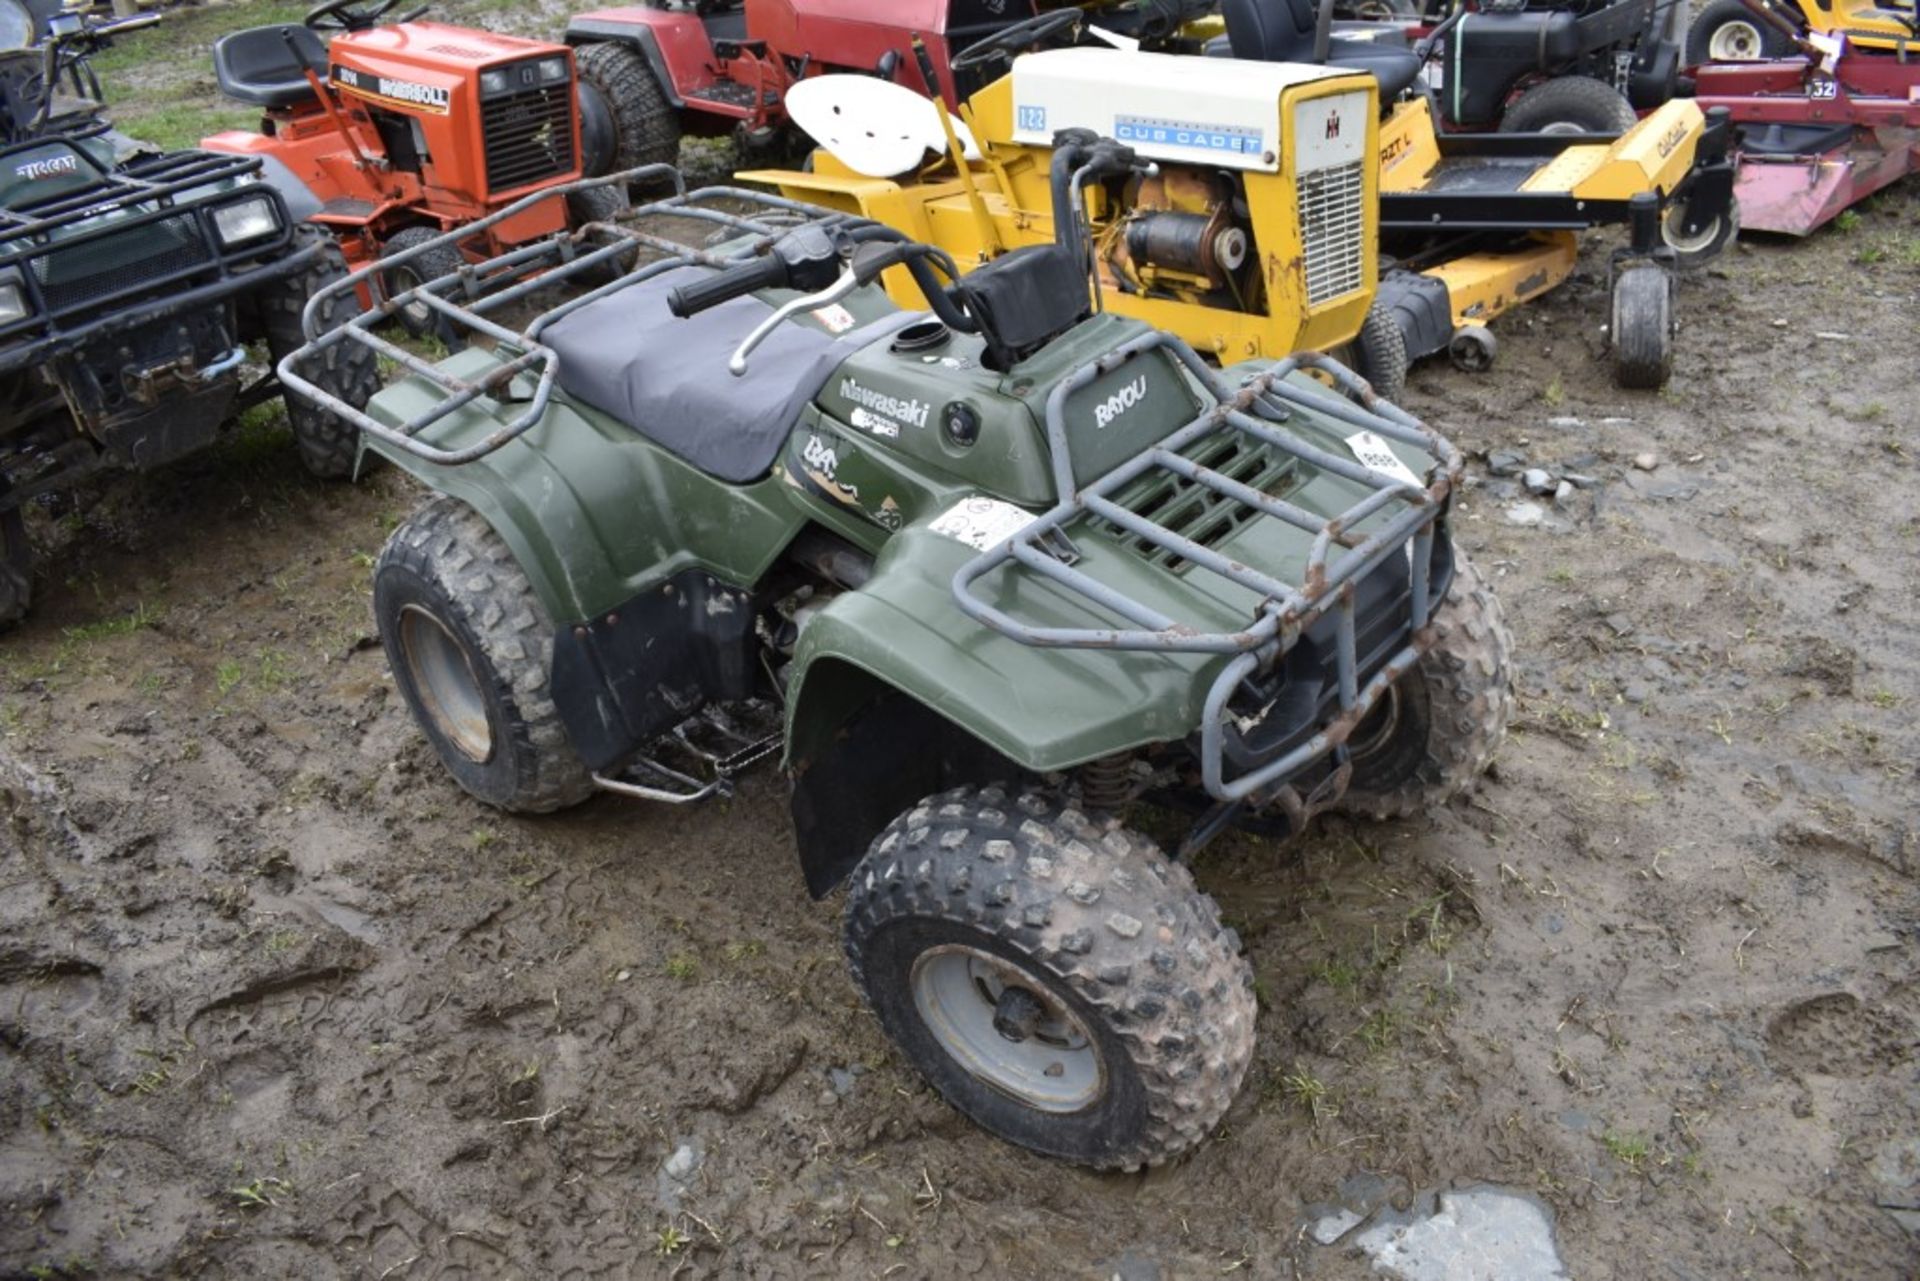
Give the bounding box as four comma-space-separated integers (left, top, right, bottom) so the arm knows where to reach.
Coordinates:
786, 527, 1218, 777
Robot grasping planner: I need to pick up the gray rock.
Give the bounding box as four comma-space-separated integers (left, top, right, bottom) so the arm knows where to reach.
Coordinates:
1545, 416, 1585, 429
1632, 452, 1659, 471
1486, 449, 1528, 477
1604, 613, 1634, 636
827, 1067, 857, 1097
1646, 481, 1699, 501
1505, 502, 1546, 528
1563, 473, 1600, 489
1310, 1207, 1365, 1245
1522, 468, 1555, 494
663, 1142, 701, 1183
1349, 1187, 1568, 1281
1623, 681, 1651, 704
1484, 479, 1521, 502
1554, 480, 1574, 504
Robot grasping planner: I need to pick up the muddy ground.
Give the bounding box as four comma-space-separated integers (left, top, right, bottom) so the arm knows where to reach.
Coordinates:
4, 7, 1920, 1279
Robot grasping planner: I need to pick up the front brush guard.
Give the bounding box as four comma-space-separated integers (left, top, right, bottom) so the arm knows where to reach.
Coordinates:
950, 331, 1461, 807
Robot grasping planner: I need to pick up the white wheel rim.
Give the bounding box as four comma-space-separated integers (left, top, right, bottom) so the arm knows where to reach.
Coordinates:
399, 604, 493, 762
1708, 21, 1763, 60
1661, 204, 1722, 254
910, 944, 1104, 1113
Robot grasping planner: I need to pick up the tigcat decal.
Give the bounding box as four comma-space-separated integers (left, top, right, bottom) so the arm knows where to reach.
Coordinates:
14, 153, 77, 181
1093, 374, 1148, 429
838, 377, 929, 429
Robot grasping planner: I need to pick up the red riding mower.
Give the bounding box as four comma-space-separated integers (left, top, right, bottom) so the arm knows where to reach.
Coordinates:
199, 0, 628, 333
562, 0, 1212, 170
1687, 0, 1920, 234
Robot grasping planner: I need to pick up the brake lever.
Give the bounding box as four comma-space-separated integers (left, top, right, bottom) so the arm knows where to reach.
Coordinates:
728, 267, 861, 377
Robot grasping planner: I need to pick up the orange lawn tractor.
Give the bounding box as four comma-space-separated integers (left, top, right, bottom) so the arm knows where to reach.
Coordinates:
198, 0, 628, 333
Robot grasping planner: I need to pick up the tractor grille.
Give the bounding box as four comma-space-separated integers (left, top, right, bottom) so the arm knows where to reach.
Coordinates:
30, 211, 213, 315
1101, 433, 1300, 572
481, 83, 575, 193
1297, 159, 1365, 306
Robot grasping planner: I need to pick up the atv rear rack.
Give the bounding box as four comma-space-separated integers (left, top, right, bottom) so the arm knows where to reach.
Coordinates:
277, 166, 865, 468
951, 330, 1461, 805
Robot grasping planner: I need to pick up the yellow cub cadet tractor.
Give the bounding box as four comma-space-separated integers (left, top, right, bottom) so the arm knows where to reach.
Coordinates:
740, 3, 1735, 390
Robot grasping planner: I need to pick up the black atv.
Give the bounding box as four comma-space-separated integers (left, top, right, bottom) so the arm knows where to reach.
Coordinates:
0, 12, 376, 628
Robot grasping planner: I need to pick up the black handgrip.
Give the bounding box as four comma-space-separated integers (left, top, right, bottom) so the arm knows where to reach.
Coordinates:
667, 254, 790, 318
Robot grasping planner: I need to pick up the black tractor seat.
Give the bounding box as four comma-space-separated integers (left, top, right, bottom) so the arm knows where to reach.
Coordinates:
212, 25, 329, 110
543, 265, 916, 485
1221, 0, 1425, 99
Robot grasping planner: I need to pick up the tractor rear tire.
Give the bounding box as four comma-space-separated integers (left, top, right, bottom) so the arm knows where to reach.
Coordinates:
1341, 301, 1409, 404
1611, 264, 1674, 389
1338, 552, 1513, 821
1688, 0, 1793, 63
575, 42, 681, 179
380, 225, 465, 340
0, 483, 31, 632
373, 497, 595, 814
263, 225, 377, 481
843, 785, 1257, 1170
1498, 76, 1638, 135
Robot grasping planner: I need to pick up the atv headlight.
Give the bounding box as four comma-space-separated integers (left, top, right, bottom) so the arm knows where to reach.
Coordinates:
0, 282, 26, 327
538, 55, 568, 83
213, 196, 279, 247
480, 68, 509, 95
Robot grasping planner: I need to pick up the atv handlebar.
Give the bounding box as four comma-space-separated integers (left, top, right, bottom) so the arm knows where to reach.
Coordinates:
666, 254, 793, 318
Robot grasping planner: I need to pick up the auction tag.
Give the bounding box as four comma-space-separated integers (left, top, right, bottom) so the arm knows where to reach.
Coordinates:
1345, 430, 1423, 489
811, 302, 856, 334
929, 496, 1037, 551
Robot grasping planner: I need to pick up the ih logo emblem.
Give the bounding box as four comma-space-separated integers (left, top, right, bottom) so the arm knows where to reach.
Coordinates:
1325, 111, 1341, 140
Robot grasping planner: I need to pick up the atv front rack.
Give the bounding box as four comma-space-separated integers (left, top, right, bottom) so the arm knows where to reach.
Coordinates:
951, 330, 1461, 806
277, 167, 863, 467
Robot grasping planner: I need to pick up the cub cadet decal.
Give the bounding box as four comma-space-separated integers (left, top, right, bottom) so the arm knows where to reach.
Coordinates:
1655, 120, 1688, 160
1092, 374, 1148, 429
331, 64, 451, 114
14, 153, 77, 181
1114, 115, 1263, 158
837, 377, 929, 429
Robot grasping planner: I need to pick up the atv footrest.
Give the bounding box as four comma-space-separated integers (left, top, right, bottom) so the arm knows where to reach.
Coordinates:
591, 699, 782, 804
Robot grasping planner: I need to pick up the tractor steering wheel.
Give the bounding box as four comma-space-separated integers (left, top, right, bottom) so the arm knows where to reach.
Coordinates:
304, 0, 422, 33
949, 8, 1085, 72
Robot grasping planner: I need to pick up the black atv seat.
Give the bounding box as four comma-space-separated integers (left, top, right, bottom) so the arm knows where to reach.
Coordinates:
1221, 0, 1425, 99
544, 266, 917, 485
212, 25, 329, 110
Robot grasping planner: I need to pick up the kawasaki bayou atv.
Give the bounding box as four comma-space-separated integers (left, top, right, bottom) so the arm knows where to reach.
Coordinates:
0, 13, 377, 629
281, 160, 1514, 1169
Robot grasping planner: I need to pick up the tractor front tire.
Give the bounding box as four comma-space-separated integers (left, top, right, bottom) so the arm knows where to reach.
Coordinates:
844, 785, 1257, 1170
1341, 301, 1409, 404
374, 497, 595, 814
379, 225, 465, 340
263, 225, 377, 480
1339, 552, 1513, 821
575, 42, 681, 178
0, 484, 31, 631
1611, 264, 1674, 389
1688, 0, 1793, 63
1499, 76, 1638, 134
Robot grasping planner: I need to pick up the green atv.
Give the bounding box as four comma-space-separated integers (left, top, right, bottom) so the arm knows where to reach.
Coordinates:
281, 152, 1514, 1169
0, 12, 375, 628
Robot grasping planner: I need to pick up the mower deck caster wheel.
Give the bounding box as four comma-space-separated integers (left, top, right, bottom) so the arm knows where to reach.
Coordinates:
1610, 264, 1674, 390
1447, 325, 1496, 373
1661, 199, 1740, 270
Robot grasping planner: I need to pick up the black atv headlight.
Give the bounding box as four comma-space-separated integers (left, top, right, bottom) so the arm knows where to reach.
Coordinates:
0, 273, 28, 327
212, 195, 280, 249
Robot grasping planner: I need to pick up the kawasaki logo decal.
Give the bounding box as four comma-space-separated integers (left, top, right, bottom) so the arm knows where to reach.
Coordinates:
1093, 375, 1148, 429
838, 378, 929, 429
14, 153, 77, 180
331, 64, 450, 113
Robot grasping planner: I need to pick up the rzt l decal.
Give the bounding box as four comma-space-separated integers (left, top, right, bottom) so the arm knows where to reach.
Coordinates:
1093, 375, 1148, 429
14, 154, 77, 181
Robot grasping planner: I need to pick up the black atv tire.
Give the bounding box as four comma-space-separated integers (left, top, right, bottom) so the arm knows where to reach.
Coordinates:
1341, 301, 1409, 404
262, 225, 378, 480
0, 484, 31, 631
844, 785, 1257, 1170
1498, 76, 1638, 134
374, 497, 595, 814
379, 225, 465, 341
1687, 0, 1793, 64
1610, 263, 1673, 390
1339, 552, 1513, 821
575, 42, 681, 179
